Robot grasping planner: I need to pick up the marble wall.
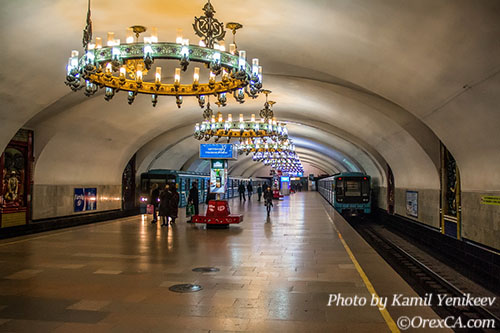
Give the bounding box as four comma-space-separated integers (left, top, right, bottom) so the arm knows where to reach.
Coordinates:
375, 185, 440, 228
461, 191, 500, 250
32, 184, 122, 220
376, 186, 499, 251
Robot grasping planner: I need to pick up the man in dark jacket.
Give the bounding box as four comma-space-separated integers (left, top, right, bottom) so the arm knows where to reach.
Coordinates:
257, 185, 263, 201
247, 183, 253, 200
238, 182, 246, 201
150, 183, 160, 223
188, 182, 199, 216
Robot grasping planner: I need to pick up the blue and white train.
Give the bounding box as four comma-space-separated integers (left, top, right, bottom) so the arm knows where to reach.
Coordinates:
318, 172, 371, 215
140, 170, 269, 207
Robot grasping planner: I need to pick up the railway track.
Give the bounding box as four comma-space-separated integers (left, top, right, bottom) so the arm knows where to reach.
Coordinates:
348, 217, 500, 332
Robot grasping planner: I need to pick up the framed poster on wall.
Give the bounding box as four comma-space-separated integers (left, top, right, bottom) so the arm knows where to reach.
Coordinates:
74, 188, 85, 212
74, 188, 97, 212
85, 188, 97, 211
406, 190, 418, 218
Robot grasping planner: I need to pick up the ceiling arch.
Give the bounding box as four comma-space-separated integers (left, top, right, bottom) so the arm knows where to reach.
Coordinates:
0, 0, 498, 195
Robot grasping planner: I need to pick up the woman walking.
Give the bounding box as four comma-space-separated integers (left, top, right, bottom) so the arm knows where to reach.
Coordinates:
264, 187, 273, 216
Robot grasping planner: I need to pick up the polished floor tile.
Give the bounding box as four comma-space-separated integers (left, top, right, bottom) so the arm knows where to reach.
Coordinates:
0, 192, 445, 332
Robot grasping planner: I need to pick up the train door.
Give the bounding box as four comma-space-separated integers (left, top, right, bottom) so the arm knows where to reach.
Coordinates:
440, 144, 461, 239
179, 178, 186, 207
387, 165, 395, 214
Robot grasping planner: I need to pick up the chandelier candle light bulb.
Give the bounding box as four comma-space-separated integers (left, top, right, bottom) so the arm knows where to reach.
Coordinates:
174, 68, 181, 85
126, 28, 134, 43
95, 37, 102, 49
193, 67, 200, 85
155, 67, 162, 84
209, 72, 216, 85
176, 29, 183, 44
120, 66, 126, 79
252, 59, 259, 75
150, 27, 158, 43
107, 32, 115, 46
238, 50, 246, 70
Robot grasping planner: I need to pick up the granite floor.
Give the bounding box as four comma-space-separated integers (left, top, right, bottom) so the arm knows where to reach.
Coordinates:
0, 192, 446, 332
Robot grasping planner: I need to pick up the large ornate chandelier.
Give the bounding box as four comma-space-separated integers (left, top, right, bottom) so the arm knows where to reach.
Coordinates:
65, 0, 263, 107
193, 90, 287, 141
237, 138, 295, 155
257, 151, 304, 173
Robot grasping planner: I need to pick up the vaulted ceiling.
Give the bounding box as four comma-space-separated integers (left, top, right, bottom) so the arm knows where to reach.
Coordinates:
2, 0, 500, 191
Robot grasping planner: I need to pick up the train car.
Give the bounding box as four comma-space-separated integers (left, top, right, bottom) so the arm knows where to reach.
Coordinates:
318, 172, 371, 215
140, 170, 270, 208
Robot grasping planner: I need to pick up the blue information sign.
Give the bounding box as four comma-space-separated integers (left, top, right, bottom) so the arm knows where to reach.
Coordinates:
200, 144, 237, 159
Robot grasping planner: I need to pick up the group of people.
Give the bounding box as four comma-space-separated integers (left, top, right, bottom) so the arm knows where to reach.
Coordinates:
151, 180, 275, 223
150, 183, 179, 226
291, 182, 303, 193
150, 182, 200, 225
237, 181, 274, 215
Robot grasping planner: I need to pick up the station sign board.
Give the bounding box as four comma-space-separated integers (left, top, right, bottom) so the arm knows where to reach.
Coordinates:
200, 144, 237, 160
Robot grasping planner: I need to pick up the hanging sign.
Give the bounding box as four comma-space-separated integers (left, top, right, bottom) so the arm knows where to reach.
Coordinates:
200, 144, 237, 159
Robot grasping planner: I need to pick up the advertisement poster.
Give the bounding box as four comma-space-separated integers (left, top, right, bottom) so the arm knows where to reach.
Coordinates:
74, 188, 97, 212
406, 190, 418, 218
210, 160, 227, 194
74, 188, 85, 212
85, 188, 97, 211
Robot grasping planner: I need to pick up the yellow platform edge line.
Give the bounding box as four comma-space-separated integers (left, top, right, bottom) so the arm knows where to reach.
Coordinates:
324, 209, 400, 333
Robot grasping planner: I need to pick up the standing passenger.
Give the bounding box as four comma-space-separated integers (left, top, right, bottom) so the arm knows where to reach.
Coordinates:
247, 182, 253, 200
238, 182, 246, 201
169, 186, 179, 225
257, 185, 263, 201
159, 184, 172, 227
150, 183, 160, 224
188, 182, 199, 216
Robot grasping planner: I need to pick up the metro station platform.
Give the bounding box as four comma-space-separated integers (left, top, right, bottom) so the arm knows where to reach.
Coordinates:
0, 193, 449, 332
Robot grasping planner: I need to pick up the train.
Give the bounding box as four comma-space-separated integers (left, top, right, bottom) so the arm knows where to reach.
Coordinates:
140, 170, 269, 208
318, 172, 372, 215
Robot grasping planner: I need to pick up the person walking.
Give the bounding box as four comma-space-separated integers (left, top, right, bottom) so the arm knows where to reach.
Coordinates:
188, 182, 199, 216
238, 182, 246, 201
257, 184, 262, 201
169, 186, 179, 225
247, 182, 253, 200
150, 183, 160, 224
159, 184, 172, 226
264, 187, 273, 216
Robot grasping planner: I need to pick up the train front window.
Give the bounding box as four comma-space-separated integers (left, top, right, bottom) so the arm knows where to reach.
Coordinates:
345, 180, 361, 196
335, 180, 343, 196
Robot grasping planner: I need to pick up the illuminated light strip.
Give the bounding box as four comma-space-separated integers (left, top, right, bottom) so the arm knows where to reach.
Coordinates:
323, 206, 400, 333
